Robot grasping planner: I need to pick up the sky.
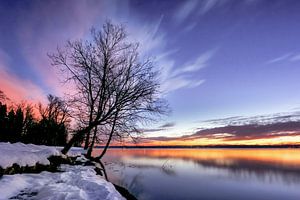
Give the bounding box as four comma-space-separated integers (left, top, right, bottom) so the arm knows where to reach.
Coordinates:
1, 0, 300, 145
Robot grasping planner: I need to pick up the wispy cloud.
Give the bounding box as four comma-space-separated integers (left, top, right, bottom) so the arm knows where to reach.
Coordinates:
290, 53, 300, 61
143, 111, 300, 144
185, 121, 300, 142
127, 15, 166, 57
183, 22, 198, 32
173, 0, 261, 32
159, 122, 176, 128
1, 1, 168, 100
173, 49, 216, 76
173, 0, 224, 24
173, 0, 198, 24
159, 49, 216, 93
200, 111, 300, 127
199, 0, 222, 15
140, 122, 176, 133
0, 50, 46, 103
267, 52, 300, 64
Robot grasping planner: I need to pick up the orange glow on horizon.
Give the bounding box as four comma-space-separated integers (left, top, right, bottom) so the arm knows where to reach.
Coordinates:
110, 135, 300, 146
93, 148, 300, 168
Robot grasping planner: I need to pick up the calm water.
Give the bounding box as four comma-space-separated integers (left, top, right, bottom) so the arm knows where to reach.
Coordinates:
93, 148, 300, 200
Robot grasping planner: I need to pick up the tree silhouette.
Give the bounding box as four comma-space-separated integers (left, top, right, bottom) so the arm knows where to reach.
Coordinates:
50, 21, 168, 156
35, 94, 70, 145
0, 91, 70, 146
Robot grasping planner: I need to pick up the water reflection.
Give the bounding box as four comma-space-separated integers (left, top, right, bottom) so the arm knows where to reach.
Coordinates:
93, 148, 300, 200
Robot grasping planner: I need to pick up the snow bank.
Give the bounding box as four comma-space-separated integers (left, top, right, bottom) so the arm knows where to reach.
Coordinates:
0, 165, 124, 200
0, 142, 85, 169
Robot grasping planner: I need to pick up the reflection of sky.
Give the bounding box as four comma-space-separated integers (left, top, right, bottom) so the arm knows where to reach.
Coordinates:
100, 148, 300, 200
2, 1, 300, 142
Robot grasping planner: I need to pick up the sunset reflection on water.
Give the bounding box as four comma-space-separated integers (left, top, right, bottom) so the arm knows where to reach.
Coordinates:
93, 148, 300, 200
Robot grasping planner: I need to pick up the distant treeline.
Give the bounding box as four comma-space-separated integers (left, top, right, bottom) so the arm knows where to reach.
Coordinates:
0, 92, 70, 146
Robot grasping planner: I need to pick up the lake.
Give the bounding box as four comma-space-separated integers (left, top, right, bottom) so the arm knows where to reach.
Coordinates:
93, 148, 300, 200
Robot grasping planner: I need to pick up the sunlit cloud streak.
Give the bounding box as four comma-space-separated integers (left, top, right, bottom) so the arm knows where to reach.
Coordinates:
267, 52, 300, 64
139, 122, 176, 133
139, 112, 300, 145
0, 0, 212, 101
0, 66, 46, 103
158, 49, 216, 93
173, 0, 198, 24
159, 122, 176, 128
200, 112, 300, 127
0, 49, 46, 103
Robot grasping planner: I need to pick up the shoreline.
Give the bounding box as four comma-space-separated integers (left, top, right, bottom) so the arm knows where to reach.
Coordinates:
0, 142, 136, 200
0, 154, 137, 200
113, 184, 138, 200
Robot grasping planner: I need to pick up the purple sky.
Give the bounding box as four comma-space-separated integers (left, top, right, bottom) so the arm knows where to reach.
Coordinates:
1, 0, 300, 139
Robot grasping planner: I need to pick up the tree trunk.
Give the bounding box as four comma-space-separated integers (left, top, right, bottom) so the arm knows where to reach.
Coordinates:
86, 126, 98, 158
84, 113, 94, 150
83, 131, 90, 150
95, 112, 118, 160
61, 126, 93, 154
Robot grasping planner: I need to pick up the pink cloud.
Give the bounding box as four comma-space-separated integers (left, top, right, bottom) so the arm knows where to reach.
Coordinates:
14, 1, 108, 96
0, 52, 46, 103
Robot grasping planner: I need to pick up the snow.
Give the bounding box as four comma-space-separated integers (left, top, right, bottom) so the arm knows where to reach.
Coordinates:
0, 142, 85, 168
76, 155, 90, 163
0, 143, 125, 199
0, 165, 125, 200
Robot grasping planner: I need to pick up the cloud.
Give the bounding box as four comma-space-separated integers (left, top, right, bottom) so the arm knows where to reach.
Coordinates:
2, 1, 169, 100
172, 49, 216, 76
173, 0, 262, 33
142, 112, 300, 145
200, 112, 300, 127
267, 52, 300, 64
187, 121, 300, 141
1, 1, 216, 99
173, 0, 220, 31
116, 13, 208, 94
290, 53, 300, 61
145, 121, 300, 144
140, 128, 165, 133
141, 122, 176, 134
173, 0, 198, 24
158, 49, 216, 93
159, 122, 176, 128
267, 53, 293, 64
126, 15, 166, 57
0, 52, 46, 103
173, 0, 227, 24
183, 22, 198, 32
13, 0, 108, 96
199, 0, 222, 15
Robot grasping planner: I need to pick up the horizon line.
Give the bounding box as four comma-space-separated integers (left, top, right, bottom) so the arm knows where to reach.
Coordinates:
94, 144, 300, 149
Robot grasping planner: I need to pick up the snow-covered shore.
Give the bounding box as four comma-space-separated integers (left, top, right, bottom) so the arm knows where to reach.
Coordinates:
0, 142, 125, 200
0, 165, 124, 200
0, 142, 83, 169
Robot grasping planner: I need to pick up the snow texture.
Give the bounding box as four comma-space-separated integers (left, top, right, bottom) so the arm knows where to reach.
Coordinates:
0, 165, 125, 200
0, 142, 84, 168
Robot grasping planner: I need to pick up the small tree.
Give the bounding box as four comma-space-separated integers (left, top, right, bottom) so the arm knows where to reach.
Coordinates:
37, 94, 70, 145
50, 21, 168, 157
0, 102, 8, 141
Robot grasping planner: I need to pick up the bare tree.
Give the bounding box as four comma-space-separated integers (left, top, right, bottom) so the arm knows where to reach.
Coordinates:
38, 94, 70, 126
49, 21, 168, 156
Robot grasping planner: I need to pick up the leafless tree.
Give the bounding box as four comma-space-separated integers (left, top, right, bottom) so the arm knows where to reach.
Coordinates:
38, 94, 70, 126
49, 21, 168, 157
